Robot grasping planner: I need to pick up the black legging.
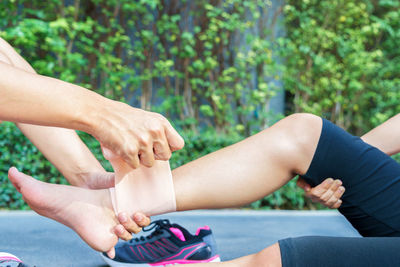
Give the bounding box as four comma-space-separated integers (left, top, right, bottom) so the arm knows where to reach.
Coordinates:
279, 236, 400, 267
278, 118, 400, 266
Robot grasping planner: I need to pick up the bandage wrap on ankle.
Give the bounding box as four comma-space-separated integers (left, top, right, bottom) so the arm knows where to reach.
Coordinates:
103, 148, 176, 216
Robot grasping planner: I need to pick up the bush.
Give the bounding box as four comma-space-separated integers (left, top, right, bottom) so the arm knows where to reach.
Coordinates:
282, 0, 400, 134
0, 121, 325, 210
0, 122, 244, 209
0, 0, 283, 135
1, 0, 399, 211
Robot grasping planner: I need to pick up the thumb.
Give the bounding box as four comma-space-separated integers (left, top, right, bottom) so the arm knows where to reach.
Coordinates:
164, 122, 185, 151
106, 247, 115, 259
8, 167, 23, 192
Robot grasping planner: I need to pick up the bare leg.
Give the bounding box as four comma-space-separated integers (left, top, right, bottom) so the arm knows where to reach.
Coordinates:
173, 113, 322, 210
180, 243, 282, 267
112, 113, 321, 225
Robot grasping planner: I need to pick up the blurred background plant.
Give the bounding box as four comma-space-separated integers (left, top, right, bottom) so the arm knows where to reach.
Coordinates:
0, 0, 399, 210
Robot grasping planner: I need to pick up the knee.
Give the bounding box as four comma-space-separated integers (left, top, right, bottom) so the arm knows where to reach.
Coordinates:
265, 113, 321, 148
284, 113, 321, 136
279, 113, 322, 149
258, 113, 322, 174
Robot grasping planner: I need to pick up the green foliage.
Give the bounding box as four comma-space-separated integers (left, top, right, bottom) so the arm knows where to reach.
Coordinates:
0, 121, 323, 211
1, 0, 399, 211
0, 122, 64, 209
282, 0, 400, 134
0, 0, 282, 134
0, 122, 243, 210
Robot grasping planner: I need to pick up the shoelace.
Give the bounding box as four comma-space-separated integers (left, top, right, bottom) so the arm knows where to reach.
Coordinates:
130, 219, 171, 243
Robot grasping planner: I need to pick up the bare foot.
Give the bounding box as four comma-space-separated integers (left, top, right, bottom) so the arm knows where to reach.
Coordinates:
8, 167, 118, 256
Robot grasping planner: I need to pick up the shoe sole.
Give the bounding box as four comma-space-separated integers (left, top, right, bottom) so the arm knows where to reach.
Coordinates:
100, 253, 221, 267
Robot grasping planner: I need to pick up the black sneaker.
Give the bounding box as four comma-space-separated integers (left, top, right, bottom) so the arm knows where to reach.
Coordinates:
101, 219, 220, 266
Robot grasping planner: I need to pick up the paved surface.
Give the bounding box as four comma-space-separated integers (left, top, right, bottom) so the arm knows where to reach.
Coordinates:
0, 210, 360, 266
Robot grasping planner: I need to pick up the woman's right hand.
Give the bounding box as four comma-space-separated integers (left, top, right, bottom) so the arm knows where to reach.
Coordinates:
297, 177, 345, 209
113, 212, 152, 241
89, 100, 184, 169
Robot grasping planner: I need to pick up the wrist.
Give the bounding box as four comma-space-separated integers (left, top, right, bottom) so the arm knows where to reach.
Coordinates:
73, 88, 109, 135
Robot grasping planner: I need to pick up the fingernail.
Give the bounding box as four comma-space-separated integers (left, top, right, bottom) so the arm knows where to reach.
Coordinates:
339, 186, 345, 192
135, 214, 143, 222
116, 225, 123, 234
336, 180, 342, 185
326, 178, 333, 184
119, 213, 127, 223
338, 200, 342, 203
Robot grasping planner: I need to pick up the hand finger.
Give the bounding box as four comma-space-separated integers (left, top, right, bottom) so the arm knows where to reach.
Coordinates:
137, 133, 155, 167
118, 212, 142, 234
106, 247, 116, 259
163, 121, 185, 151
134, 212, 151, 227
122, 146, 140, 169
325, 194, 340, 208
331, 199, 343, 209
139, 146, 155, 167
326, 186, 345, 208
319, 180, 342, 203
153, 129, 172, 160
114, 224, 133, 241
309, 178, 334, 198
334, 185, 345, 200
297, 177, 311, 191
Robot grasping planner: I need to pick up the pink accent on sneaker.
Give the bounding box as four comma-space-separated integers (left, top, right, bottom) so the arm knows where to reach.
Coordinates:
149, 254, 220, 266
169, 227, 186, 241
195, 225, 211, 236
129, 246, 141, 261
0, 253, 22, 263
163, 243, 204, 261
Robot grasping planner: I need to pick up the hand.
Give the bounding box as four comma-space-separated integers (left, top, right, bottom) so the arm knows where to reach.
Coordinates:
113, 212, 152, 241
297, 177, 345, 209
92, 101, 184, 169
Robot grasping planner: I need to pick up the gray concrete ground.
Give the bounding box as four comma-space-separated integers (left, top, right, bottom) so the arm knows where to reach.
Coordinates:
0, 210, 360, 267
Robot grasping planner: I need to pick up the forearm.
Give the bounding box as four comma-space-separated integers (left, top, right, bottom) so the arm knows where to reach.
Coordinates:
0, 38, 106, 186
361, 114, 400, 156
0, 37, 185, 169
0, 61, 105, 133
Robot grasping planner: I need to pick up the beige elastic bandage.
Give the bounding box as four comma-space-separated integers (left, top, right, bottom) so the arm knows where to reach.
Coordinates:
104, 148, 176, 217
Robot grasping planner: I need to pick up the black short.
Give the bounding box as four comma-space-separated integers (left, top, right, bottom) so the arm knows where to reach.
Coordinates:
302, 118, 400, 237
279, 118, 400, 266
279, 236, 400, 267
